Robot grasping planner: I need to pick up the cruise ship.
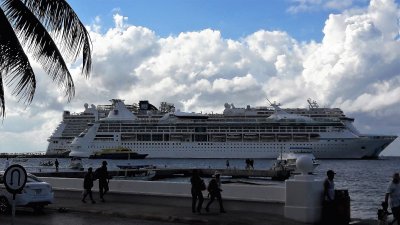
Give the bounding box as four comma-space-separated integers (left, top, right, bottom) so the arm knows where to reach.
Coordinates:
61, 99, 397, 159
47, 101, 171, 156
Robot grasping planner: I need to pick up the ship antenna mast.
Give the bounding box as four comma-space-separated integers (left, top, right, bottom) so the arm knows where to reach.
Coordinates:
307, 98, 319, 109
266, 98, 281, 108
266, 98, 272, 105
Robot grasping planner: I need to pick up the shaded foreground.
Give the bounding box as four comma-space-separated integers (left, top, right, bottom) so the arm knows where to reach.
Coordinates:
2, 189, 377, 225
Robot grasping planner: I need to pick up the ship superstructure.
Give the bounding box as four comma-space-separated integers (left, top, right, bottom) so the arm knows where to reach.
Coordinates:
64, 99, 397, 159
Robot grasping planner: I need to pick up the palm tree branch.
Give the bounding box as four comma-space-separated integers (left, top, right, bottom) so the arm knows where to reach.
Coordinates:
0, 72, 5, 118
3, 0, 75, 100
20, 0, 92, 76
0, 8, 36, 117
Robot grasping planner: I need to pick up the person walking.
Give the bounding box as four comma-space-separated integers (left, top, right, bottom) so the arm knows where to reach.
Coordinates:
82, 167, 96, 204
190, 169, 204, 213
226, 160, 230, 169
205, 171, 226, 213
54, 159, 59, 172
385, 172, 400, 225
96, 161, 110, 202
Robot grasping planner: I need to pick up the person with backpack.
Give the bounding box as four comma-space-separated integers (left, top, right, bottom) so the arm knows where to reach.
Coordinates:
82, 167, 96, 204
96, 161, 110, 202
205, 171, 226, 213
190, 169, 205, 213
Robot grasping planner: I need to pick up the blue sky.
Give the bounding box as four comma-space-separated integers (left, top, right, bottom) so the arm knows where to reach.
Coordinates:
2, 0, 400, 156
68, 0, 369, 42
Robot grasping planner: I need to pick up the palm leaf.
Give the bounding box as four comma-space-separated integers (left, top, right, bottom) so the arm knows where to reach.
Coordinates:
3, 0, 75, 100
0, 71, 5, 117
0, 8, 36, 117
20, 0, 92, 76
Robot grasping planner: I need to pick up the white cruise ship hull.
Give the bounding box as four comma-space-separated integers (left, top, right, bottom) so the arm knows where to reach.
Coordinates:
69, 135, 396, 159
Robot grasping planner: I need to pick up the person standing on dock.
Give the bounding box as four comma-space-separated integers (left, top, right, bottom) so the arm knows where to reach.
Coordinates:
190, 169, 204, 213
323, 170, 336, 225
96, 161, 110, 202
385, 172, 400, 225
82, 167, 96, 204
55, 159, 59, 172
205, 171, 226, 213
4, 157, 9, 170
249, 159, 254, 170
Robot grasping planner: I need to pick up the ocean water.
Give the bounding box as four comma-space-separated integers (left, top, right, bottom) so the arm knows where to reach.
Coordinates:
1, 156, 398, 220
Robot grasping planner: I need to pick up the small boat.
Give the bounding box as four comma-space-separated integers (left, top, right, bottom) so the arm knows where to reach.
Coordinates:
116, 164, 156, 170
89, 147, 148, 160
39, 160, 54, 166
273, 152, 319, 173
69, 157, 83, 170
12, 158, 28, 163
113, 169, 156, 181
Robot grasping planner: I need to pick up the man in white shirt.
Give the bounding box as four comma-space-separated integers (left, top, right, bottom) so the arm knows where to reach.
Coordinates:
322, 170, 336, 225
385, 172, 400, 225
324, 170, 335, 202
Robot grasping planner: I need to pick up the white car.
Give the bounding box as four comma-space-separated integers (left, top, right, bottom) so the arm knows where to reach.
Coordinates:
0, 172, 54, 213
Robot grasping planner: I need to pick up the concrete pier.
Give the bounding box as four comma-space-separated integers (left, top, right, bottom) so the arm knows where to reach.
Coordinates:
37, 177, 376, 225
34, 168, 291, 180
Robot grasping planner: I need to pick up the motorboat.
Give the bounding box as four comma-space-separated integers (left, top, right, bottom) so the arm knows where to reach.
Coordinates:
69, 157, 83, 170
273, 152, 320, 173
116, 164, 156, 170
12, 158, 28, 163
89, 147, 148, 160
39, 160, 54, 167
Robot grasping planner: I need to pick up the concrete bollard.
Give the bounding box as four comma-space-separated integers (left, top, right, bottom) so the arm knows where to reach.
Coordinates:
284, 155, 324, 224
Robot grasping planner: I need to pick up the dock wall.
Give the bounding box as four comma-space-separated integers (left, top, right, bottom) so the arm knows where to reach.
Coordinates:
43, 177, 286, 215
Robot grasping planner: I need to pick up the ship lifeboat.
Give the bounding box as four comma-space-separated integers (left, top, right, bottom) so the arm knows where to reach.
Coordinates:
227, 134, 241, 139
243, 134, 259, 139
277, 134, 292, 139
261, 134, 275, 139
293, 134, 308, 139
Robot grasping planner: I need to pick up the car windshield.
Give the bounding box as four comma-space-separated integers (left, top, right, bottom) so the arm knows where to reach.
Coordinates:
27, 174, 42, 183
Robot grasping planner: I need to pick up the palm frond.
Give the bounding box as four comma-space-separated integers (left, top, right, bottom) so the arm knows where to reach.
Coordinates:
0, 72, 5, 118
20, 0, 92, 76
0, 8, 36, 117
3, 0, 75, 100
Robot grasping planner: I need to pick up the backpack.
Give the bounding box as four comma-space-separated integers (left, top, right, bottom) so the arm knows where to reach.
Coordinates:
207, 179, 217, 192
200, 179, 206, 191
94, 167, 101, 180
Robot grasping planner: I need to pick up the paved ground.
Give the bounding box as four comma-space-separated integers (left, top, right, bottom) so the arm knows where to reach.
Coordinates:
1, 190, 379, 225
